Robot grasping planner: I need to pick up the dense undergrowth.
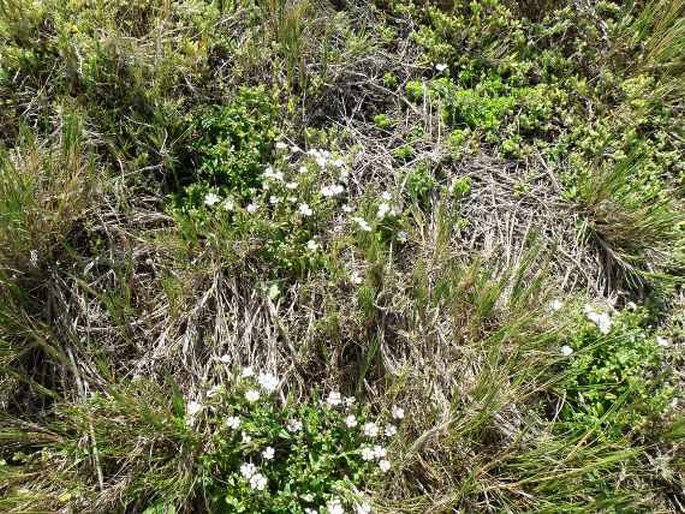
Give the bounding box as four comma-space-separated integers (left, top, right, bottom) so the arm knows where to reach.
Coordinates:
0, 0, 684, 512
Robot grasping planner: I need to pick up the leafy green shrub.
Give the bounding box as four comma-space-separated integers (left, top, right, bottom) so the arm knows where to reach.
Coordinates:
391, 144, 414, 162
450, 176, 472, 199
557, 306, 674, 440
405, 80, 424, 102
373, 113, 392, 130
189, 87, 278, 201
198, 369, 401, 512
405, 163, 437, 206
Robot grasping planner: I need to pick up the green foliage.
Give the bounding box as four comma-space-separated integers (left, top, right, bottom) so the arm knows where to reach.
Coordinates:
372, 113, 392, 130
404, 80, 424, 101
188, 87, 279, 201
558, 307, 675, 439
405, 163, 437, 206
199, 374, 393, 512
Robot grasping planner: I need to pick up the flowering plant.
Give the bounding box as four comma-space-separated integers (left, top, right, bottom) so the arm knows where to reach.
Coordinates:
191, 368, 403, 513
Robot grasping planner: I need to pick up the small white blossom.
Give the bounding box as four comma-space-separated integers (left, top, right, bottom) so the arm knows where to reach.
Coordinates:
262, 446, 275, 460
560, 345, 574, 356
381, 191, 392, 201
241, 432, 253, 444
242, 366, 255, 378
299, 203, 313, 216
584, 305, 612, 334
226, 416, 241, 429
245, 389, 260, 402
326, 391, 342, 407
350, 272, 363, 285
275, 141, 289, 150
352, 217, 372, 232
218, 354, 231, 364
345, 414, 358, 428
246, 203, 259, 214
240, 462, 256, 478
355, 503, 372, 514
269, 195, 281, 205
378, 459, 391, 472
361, 445, 376, 461
304, 509, 318, 514
221, 198, 235, 211
397, 231, 408, 243
342, 204, 354, 213
391, 406, 405, 420
384, 424, 397, 437
656, 336, 670, 347
257, 372, 279, 393
372, 445, 387, 459
332, 158, 346, 168
286, 418, 303, 433
298, 165, 308, 174
626, 301, 638, 310
362, 422, 379, 438
288, 196, 298, 203
344, 396, 356, 407
263, 166, 285, 182
186, 400, 202, 417
326, 498, 345, 514
376, 202, 392, 219
286, 181, 298, 190
29, 250, 39, 267
306, 239, 320, 252
204, 192, 221, 207
435, 63, 448, 72
250, 472, 268, 491
549, 299, 564, 311
301, 493, 315, 502
321, 183, 345, 197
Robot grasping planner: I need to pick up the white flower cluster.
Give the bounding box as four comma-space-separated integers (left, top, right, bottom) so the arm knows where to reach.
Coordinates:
240, 461, 268, 490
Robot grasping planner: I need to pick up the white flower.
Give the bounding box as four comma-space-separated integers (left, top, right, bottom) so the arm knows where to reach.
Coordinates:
372, 445, 387, 459
391, 406, 405, 420
656, 336, 670, 347
241, 432, 253, 444
362, 422, 379, 438
221, 199, 235, 211
257, 372, 279, 393
332, 158, 346, 168
397, 231, 408, 243
344, 396, 356, 407
355, 503, 372, 514
226, 416, 241, 429
29, 250, 39, 267
342, 204, 354, 213
204, 192, 221, 206
218, 354, 231, 364
246, 203, 259, 214
250, 472, 268, 490
306, 239, 320, 252
299, 203, 313, 217
269, 195, 281, 205
326, 391, 342, 407
326, 498, 345, 514
301, 493, 315, 502
584, 305, 612, 334
240, 462, 256, 478
381, 191, 392, 201
345, 414, 358, 428
291, 145, 301, 154
350, 272, 363, 285
286, 418, 303, 433
352, 217, 372, 232
626, 301, 638, 310
549, 299, 564, 311
245, 389, 260, 402
288, 196, 298, 203
378, 459, 391, 472
262, 446, 275, 460
304, 509, 318, 514
298, 165, 308, 174
207, 384, 222, 398
286, 181, 298, 190
384, 424, 397, 437
275, 141, 289, 150
242, 366, 255, 378
376, 202, 392, 219
321, 183, 345, 197
361, 445, 376, 461
435, 63, 448, 72
186, 400, 202, 417
560, 345, 574, 356
263, 166, 285, 182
